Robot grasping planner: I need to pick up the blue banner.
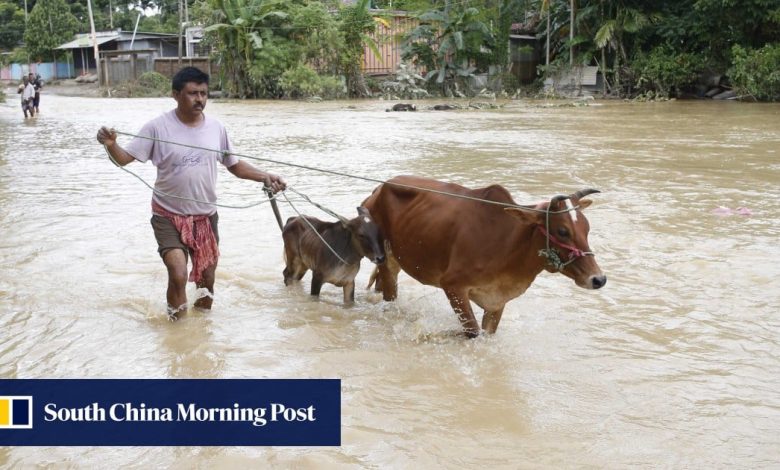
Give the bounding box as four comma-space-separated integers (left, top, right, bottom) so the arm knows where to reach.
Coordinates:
0, 379, 340, 446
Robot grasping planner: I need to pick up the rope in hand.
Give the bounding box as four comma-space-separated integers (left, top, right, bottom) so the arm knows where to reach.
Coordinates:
110, 130, 578, 215
102, 143, 354, 265
102, 144, 284, 209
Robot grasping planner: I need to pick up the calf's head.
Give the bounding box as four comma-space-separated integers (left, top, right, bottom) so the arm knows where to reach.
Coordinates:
344, 207, 386, 265
506, 189, 606, 290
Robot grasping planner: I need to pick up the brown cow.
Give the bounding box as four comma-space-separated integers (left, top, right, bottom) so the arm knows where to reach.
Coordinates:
282, 207, 386, 304
362, 175, 606, 337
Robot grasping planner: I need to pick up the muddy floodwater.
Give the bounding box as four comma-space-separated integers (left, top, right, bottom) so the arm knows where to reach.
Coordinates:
1, 93, 779, 467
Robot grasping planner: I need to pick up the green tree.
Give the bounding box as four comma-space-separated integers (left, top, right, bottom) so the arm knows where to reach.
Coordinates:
0, 1, 26, 51
23, 0, 78, 70
404, 1, 493, 96
203, 0, 289, 97
337, 0, 382, 97
289, 1, 342, 74
593, 2, 654, 95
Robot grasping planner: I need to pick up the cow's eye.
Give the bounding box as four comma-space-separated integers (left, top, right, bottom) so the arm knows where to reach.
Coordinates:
557, 227, 569, 238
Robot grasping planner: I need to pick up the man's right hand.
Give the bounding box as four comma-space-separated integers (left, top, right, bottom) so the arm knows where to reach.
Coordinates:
97, 127, 117, 147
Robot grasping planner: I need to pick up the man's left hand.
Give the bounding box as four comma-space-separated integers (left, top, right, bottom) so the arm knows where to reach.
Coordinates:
264, 173, 286, 193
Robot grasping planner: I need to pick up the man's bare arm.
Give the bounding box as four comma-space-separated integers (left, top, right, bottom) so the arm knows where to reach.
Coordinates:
96, 127, 136, 166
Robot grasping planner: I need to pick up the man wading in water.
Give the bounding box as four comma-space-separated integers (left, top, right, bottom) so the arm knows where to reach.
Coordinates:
96, 67, 286, 320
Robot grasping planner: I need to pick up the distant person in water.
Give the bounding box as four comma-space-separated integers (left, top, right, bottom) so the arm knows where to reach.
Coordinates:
28, 73, 43, 114
96, 67, 286, 321
18, 75, 35, 118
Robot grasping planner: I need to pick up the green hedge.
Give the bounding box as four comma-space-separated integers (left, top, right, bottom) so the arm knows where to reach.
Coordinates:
730, 44, 780, 101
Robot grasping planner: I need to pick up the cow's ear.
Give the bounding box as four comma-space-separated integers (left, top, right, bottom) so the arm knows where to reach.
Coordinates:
577, 199, 593, 210
504, 207, 543, 224
357, 206, 370, 217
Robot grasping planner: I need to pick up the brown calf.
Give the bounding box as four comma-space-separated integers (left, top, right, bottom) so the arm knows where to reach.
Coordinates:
283, 207, 386, 304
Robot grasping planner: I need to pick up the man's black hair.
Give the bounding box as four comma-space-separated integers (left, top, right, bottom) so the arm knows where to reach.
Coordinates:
172, 66, 209, 92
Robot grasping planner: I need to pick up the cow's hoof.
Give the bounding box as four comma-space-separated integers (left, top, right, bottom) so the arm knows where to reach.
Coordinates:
463, 329, 480, 339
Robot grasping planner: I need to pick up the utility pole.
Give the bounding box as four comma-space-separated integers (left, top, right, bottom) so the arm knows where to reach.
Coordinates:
177, 0, 183, 64
569, 0, 574, 66
87, 0, 101, 85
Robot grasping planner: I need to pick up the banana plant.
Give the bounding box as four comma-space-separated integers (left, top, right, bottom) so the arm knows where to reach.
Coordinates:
204, 0, 288, 97
405, 2, 493, 96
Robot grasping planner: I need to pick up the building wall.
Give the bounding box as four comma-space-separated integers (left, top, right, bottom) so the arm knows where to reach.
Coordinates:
0, 62, 75, 81
362, 13, 418, 76
154, 58, 217, 81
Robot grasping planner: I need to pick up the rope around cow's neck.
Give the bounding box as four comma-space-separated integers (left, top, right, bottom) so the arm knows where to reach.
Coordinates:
538, 202, 595, 271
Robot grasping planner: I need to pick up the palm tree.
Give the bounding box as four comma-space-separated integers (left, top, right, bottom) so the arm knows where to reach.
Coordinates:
594, 2, 652, 95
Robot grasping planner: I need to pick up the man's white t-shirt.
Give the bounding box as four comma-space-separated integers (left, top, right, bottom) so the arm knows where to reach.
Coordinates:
21, 83, 35, 102
126, 110, 239, 215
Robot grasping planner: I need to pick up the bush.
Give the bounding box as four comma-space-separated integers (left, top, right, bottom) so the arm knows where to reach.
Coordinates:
107, 71, 170, 98
631, 46, 703, 98
730, 44, 780, 101
318, 75, 346, 99
279, 64, 346, 99
137, 71, 170, 92
279, 64, 323, 98
379, 62, 429, 99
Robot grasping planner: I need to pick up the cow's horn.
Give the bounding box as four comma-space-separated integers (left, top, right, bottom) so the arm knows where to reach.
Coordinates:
546, 194, 569, 211
571, 189, 600, 200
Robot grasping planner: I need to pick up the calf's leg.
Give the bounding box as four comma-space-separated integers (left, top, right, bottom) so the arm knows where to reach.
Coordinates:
310, 271, 324, 296
343, 280, 355, 304
282, 248, 307, 286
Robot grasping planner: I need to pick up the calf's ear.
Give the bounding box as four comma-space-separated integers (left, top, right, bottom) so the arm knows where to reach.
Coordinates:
504, 207, 543, 224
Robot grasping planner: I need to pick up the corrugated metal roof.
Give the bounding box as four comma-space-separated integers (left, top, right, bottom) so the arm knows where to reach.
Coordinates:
57, 34, 118, 49
57, 30, 177, 50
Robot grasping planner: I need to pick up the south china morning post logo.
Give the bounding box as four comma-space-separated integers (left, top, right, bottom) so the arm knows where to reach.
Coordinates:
0, 379, 340, 446
0, 396, 33, 429
42, 401, 315, 428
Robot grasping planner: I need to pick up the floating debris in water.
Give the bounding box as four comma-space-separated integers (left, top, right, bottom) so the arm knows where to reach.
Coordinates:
712, 206, 752, 216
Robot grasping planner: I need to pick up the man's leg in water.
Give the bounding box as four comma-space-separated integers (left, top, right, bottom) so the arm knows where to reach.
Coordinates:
194, 261, 217, 309
163, 248, 188, 320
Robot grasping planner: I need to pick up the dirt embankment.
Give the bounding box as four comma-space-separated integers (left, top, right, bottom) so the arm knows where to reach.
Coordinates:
42, 79, 103, 98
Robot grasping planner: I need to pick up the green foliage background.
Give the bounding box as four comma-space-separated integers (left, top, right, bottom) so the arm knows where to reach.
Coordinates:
1, 0, 778, 100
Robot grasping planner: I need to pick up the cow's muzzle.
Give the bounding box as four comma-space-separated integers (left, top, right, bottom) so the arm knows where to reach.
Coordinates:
588, 274, 607, 289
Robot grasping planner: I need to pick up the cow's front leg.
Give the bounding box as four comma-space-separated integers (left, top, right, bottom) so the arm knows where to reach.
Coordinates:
310, 271, 324, 297
444, 288, 479, 338
343, 281, 355, 304
481, 306, 505, 334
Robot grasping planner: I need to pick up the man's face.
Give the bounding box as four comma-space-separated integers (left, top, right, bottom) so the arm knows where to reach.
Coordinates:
28, 74, 33, 81
23, 76, 28, 84
173, 81, 208, 116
